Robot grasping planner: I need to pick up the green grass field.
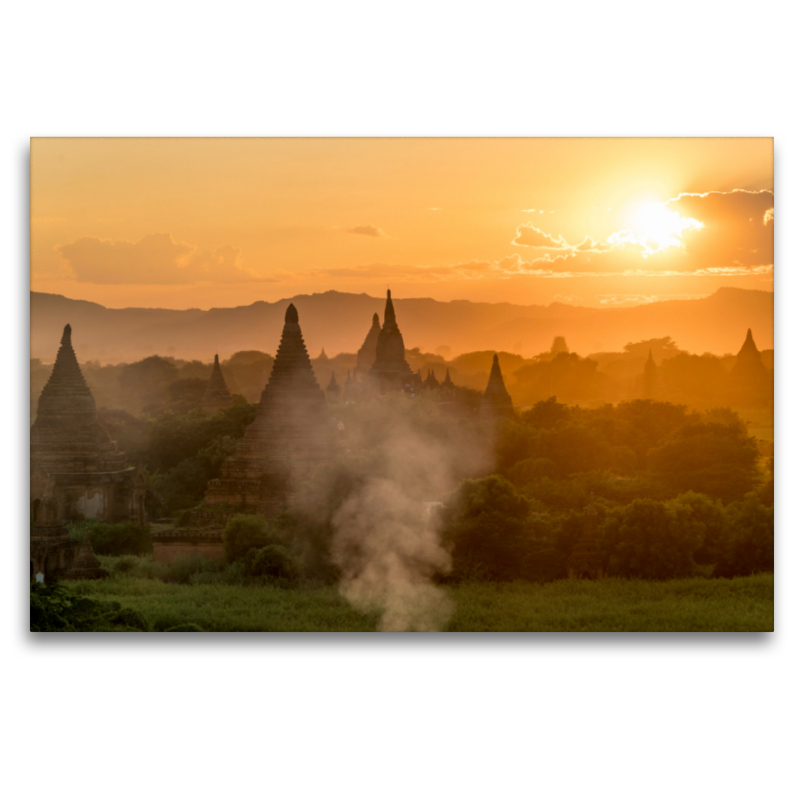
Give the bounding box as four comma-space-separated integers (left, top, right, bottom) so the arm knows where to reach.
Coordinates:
65, 567, 773, 632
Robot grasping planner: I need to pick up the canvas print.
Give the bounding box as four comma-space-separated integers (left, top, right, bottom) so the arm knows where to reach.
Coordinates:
29, 138, 774, 632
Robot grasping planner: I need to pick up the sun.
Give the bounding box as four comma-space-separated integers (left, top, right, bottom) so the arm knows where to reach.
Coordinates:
628, 200, 704, 254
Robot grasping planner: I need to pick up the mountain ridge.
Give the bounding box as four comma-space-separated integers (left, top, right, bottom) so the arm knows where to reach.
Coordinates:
30, 287, 774, 364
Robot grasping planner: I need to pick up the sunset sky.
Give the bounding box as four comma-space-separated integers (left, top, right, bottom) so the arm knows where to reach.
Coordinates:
30, 138, 773, 309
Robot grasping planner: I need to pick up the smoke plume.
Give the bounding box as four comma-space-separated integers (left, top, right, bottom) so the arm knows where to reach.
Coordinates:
327, 399, 491, 631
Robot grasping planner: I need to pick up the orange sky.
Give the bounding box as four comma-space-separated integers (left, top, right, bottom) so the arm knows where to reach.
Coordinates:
30, 138, 773, 309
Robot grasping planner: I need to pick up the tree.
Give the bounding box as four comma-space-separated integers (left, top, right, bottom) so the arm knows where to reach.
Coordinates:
599, 498, 704, 579
441, 475, 532, 581
649, 422, 760, 502
222, 514, 275, 563
717, 494, 774, 577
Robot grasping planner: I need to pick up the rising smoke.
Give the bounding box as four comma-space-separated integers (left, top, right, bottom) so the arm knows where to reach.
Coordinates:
325, 398, 493, 631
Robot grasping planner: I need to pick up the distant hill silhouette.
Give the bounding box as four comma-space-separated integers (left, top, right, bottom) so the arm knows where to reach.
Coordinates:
30, 287, 773, 364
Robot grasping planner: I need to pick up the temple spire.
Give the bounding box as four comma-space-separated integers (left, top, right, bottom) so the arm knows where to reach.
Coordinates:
202, 353, 233, 412
384, 289, 396, 326
481, 354, 513, 415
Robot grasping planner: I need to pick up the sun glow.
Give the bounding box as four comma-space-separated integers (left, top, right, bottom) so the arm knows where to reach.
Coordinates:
620, 201, 704, 255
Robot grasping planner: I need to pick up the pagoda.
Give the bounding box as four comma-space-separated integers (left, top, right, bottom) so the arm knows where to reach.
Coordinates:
369, 290, 414, 392
203, 304, 338, 516
642, 349, 657, 399
201, 354, 233, 412
63, 531, 108, 581
731, 329, 768, 381
480, 354, 514, 416
425, 368, 441, 390
30, 324, 144, 523
355, 313, 381, 376
327, 371, 342, 403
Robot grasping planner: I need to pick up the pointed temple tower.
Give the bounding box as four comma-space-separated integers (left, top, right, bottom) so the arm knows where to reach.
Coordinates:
327, 371, 342, 403
731, 329, 768, 382
202, 354, 233, 412
342, 370, 356, 402
30, 324, 144, 522
642, 349, 658, 399
480, 354, 514, 416
356, 313, 381, 376
441, 368, 456, 399
369, 290, 414, 392
203, 304, 337, 517
425, 368, 441, 390
567, 497, 604, 580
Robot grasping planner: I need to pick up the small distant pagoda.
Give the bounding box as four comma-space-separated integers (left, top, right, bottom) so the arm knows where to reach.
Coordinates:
369, 290, 414, 393
731, 329, 768, 382
355, 313, 381, 376
567, 498, 604, 580
441, 368, 456, 399
202, 354, 233, 412
327, 371, 342, 403
642, 349, 658, 399
203, 303, 338, 516
342, 370, 356, 402
64, 531, 108, 581
30, 324, 145, 523
480, 354, 514, 416
425, 369, 441, 390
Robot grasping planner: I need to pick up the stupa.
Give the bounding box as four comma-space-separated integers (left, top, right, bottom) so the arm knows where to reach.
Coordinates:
731, 329, 768, 382
369, 290, 414, 392
642, 349, 658, 399
327, 371, 342, 403
425, 369, 441, 390
63, 531, 108, 581
201, 354, 233, 412
355, 313, 381, 376
30, 324, 144, 522
203, 304, 338, 516
480, 354, 514, 416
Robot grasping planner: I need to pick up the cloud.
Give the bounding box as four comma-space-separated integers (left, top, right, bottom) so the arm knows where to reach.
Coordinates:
662, 189, 773, 269
346, 225, 388, 238
56, 233, 270, 285
512, 223, 572, 249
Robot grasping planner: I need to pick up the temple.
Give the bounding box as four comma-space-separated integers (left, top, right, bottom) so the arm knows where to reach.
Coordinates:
480, 354, 514, 416
63, 531, 108, 581
201, 354, 233, 412
30, 477, 79, 581
30, 324, 145, 523
731, 329, 768, 382
642, 349, 658, 399
327, 371, 342, 403
202, 304, 338, 517
355, 313, 381, 376
369, 290, 414, 392
730, 329, 772, 405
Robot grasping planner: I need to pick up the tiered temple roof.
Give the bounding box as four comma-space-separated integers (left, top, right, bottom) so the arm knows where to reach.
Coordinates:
30, 325, 139, 521
480, 354, 514, 416
369, 290, 413, 392
204, 304, 337, 515
202, 354, 233, 412
442, 368, 455, 390
356, 313, 381, 375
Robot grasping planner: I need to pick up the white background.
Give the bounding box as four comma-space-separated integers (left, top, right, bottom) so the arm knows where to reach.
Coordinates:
2, 3, 797, 799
